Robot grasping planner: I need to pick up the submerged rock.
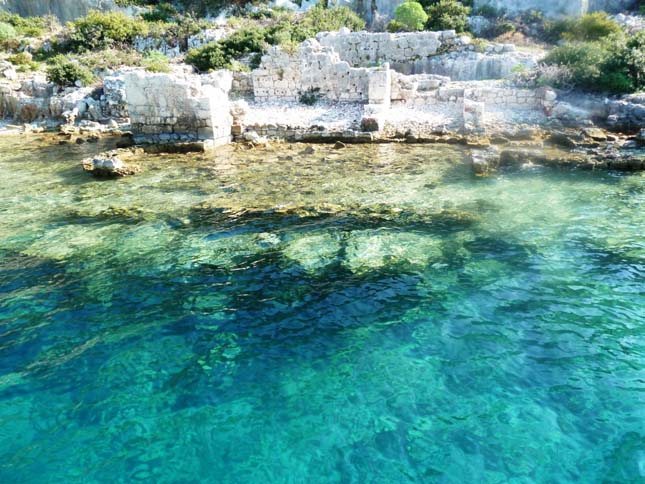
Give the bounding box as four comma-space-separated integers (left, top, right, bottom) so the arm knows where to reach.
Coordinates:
469, 147, 500, 175
282, 233, 342, 271
82, 149, 142, 178
343, 230, 442, 273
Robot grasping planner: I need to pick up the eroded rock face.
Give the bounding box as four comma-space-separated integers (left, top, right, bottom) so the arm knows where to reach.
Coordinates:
0, 0, 123, 22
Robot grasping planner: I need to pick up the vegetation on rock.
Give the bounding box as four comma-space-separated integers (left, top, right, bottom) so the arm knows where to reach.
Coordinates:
544, 31, 645, 93
394, 1, 429, 31
142, 51, 172, 72
425, 0, 470, 32
186, 4, 365, 72
46, 55, 95, 87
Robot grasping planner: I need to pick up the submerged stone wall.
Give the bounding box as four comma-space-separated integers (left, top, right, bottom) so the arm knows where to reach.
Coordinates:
123, 70, 233, 145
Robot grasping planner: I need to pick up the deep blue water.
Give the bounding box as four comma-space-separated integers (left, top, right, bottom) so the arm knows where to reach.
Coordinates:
0, 137, 643, 483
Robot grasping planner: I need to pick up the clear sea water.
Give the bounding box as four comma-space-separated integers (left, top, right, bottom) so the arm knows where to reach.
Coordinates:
0, 135, 643, 483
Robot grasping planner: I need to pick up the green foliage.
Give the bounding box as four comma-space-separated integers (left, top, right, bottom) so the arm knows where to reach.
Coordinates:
544, 32, 645, 94
0, 22, 16, 42
543, 12, 621, 43
0, 12, 50, 37
68, 10, 148, 52
474, 4, 501, 18
387, 20, 407, 33
46, 55, 95, 87
394, 1, 429, 31
299, 87, 321, 105
141, 3, 178, 22
142, 51, 172, 72
186, 3, 365, 71
294, 3, 365, 41
425, 0, 470, 32
8, 52, 40, 72
75, 48, 143, 71
186, 26, 266, 71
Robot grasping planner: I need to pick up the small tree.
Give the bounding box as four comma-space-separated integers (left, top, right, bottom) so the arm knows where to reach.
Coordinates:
395, 1, 429, 31
425, 0, 470, 32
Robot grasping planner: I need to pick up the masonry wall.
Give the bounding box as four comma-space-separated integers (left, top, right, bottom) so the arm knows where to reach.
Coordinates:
316, 30, 470, 71
123, 70, 233, 145
252, 40, 376, 103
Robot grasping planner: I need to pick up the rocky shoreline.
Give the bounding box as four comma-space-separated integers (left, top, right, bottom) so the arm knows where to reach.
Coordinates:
0, 29, 643, 173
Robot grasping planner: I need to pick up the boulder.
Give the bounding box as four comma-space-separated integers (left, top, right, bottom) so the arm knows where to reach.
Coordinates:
469, 147, 500, 175
82, 149, 141, 178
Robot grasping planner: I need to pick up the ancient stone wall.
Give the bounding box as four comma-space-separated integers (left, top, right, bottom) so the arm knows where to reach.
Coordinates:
123, 70, 233, 145
316, 30, 470, 71
252, 40, 375, 103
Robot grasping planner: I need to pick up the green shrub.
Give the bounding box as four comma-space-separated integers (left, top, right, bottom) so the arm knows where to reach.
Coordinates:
425, 0, 470, 32
299, 87, 321, 105
0, 22, 16, 42
142, 51, 171, 72
0, 12, 51, 37
68, 10, 148, 52
543, 12, 620, 43
75, 48, 143, 71
141, 3, 178, 22
294, 3, 365, 41
8, 51, 39, 71
186, 42, 228, 71
395, 1, 429, 31
46, 55, 95, 87
543, 32, 645, 93
387, 20, 407, 33
473, 4, 501, 18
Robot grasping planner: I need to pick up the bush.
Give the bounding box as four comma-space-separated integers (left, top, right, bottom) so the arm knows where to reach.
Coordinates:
543, 32, 645, 93
294, 3, 366, 41
543, 12, 620, 43
299, 87, 321, 105
68, 10, 148, 52
425, 0, 470, 32
8, 52, 39, 71
142, 51, 171, 72
186, 42, 228, 71
75, 48, 143, 71
387, 20, 407, 33
0, 12, 51, 37
395, 1, 429, 31
0, 22, 16, 42
46, 55, 95, 87
141, 3, 178, 22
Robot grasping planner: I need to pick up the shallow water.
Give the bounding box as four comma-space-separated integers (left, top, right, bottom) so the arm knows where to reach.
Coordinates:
0, 135, 643, 483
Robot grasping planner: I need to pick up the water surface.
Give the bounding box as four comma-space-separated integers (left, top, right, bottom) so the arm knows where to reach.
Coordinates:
0, 135, 643, 483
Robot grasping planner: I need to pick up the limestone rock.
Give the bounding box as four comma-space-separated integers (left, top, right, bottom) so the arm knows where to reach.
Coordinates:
469, 147, 499, 175
82, 149, 141, 178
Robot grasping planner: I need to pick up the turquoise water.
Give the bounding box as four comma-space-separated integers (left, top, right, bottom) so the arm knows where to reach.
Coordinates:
0, 136, 643, 483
